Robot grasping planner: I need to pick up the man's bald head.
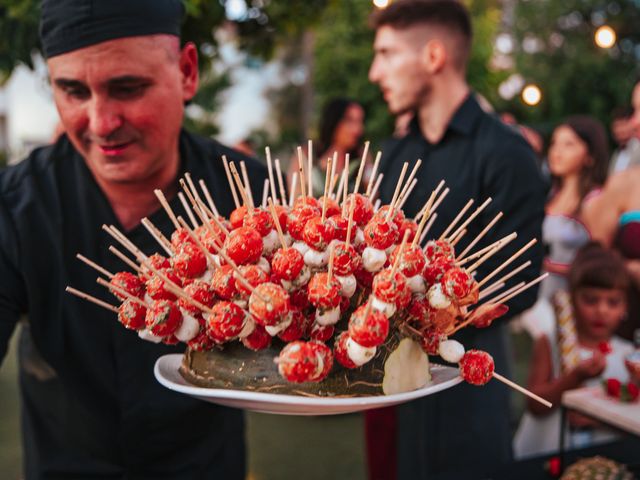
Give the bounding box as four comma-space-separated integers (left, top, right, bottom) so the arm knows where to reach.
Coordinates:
370, 0, 472, 73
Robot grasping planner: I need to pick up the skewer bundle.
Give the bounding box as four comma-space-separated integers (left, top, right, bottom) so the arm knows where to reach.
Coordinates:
68, 143, 550, 407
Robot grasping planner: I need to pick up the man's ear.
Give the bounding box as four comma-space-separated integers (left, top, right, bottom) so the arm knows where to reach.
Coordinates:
180, 42, 199, 102
421, 39, 447, 74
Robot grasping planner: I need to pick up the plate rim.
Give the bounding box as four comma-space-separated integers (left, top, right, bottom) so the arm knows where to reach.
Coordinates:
154, 353, 462, 407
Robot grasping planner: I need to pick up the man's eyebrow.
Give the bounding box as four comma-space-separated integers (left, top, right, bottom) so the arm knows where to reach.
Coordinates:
53, 78, 86, 89
107, 75, 153, 86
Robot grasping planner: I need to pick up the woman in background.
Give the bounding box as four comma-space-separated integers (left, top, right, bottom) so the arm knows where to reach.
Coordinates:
520, 116, 609, 337
289, 97, 365, 197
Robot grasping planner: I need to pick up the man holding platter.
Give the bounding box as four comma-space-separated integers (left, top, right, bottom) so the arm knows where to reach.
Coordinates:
0, 0, 266, 477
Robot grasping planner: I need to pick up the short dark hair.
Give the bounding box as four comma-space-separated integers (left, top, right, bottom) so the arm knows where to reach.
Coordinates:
370, 0, 472, 69
569, 242, 630, 293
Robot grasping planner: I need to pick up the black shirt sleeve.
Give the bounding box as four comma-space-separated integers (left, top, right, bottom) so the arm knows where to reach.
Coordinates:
475, 133, 546, 317
0, 195, 26, 363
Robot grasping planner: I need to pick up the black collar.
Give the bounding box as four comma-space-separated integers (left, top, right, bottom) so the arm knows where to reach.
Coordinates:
408, 92, 483, 141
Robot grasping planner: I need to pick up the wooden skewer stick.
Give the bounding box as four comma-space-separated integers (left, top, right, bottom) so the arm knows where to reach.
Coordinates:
154, 189, 180, 230
345, 193, 357, 251
478, 281, 505, 301
458, 212, 503, 260
373, 199, 382, 212
178, 192, 199, 229
365, 151, 382, 197
198, 179, 220, 216
265, 147, 278, 205
412, 189, 438, 248
391, 230, 410, 275
429, 187, 450, 217
353, 141, 370, 196
439, 199, 474, 240
267, 199, 288, 250
321, 155, 334, 222
466, 234, 517, 273
274, 159, 288, 206
420, 213, 438, 246
458, 232, 517, 266
479, 260, 532, 299
308, 140, 313, 197
289, 172, 298, 207
494, 273, 548, 305
184, 173, 204, 204
108, 246, 142, 273
141, 218, 174, 257
103, 225, 147, 263
386, 162, 409, 222
335, 169, 347, 203
328, 152, 338, 197
198, 179, 220, 217
369, 173, 384, 201
477, 238, 538, 288
222, 155, 241, 209
415, 180, 445, 221
450, 229, 466, 247
179, 179, 214, 225
183, 173, 210, 221
492, 372, 552, 408
97, 277, 148, 307
261, 179, 270, 208
450, 282, 526, 335
482, 281, 526, 306
448, 197, 493, 242
66, 287, 119, 313
76, 254, 114, 279
296, 146, 307, 198
327, 244, 336, 285
341, 154, 351, 216
397, 159, 422, 205
107, 228, 215, 314
240, 161, 255, 207
229, 162, 252, 209
397, 178, 418, 211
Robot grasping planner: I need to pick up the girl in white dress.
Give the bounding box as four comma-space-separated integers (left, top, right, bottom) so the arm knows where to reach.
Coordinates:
514, 243, 634, 458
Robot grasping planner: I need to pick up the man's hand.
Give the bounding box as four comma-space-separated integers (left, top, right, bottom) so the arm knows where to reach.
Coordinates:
574, 351, 606, 381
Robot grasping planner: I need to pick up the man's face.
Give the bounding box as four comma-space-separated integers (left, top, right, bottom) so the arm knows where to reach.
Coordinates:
369, 26, 431, 115
47, 35, 198, 185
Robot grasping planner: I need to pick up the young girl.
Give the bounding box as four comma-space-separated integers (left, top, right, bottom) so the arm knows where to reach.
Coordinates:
514, 243, 634, 458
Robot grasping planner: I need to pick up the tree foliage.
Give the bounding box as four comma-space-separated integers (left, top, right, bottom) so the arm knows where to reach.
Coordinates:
504, 0, 640, 132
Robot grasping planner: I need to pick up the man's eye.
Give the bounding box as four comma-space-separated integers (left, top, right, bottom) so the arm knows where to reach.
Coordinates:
111, 84, 148, 99
64, 87, 90, 99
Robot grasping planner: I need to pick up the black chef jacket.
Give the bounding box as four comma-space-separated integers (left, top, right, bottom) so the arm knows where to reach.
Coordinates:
377, 94, 547, 479
0, 130, 267, 479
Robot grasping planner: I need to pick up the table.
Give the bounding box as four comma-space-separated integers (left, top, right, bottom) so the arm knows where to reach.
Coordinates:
559, 386, 640, 473
562, 386, 640, 436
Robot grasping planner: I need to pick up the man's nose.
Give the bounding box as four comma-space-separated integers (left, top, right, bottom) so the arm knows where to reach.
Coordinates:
88, 98, 123, 138
368, 59, 380, 83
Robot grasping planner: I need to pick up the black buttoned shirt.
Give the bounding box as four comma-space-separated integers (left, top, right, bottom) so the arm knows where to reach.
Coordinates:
378, 94, 547, 478
0, 130, 266, 479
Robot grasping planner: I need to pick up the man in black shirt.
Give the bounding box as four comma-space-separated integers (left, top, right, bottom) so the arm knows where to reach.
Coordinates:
368, 1, 546, 478
0, 1, 265, 478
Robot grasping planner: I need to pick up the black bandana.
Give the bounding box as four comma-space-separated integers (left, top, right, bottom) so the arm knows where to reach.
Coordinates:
40, 0, 184, 58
